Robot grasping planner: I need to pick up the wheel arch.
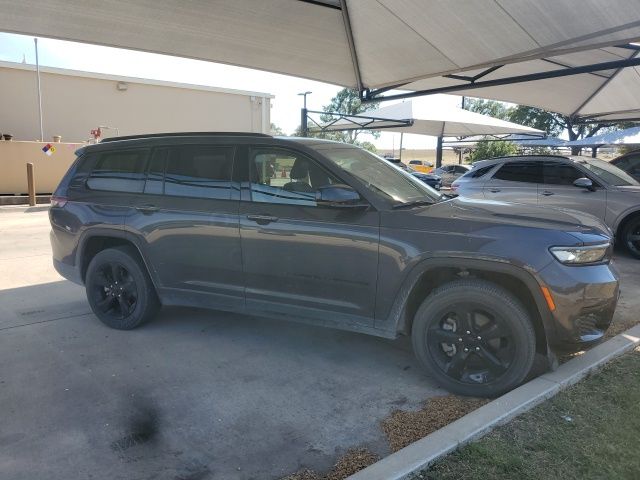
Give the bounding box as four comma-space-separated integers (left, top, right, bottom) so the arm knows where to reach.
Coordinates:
76, 229, 160, 290
391, 258, 554, 355
615, 208, 640, 239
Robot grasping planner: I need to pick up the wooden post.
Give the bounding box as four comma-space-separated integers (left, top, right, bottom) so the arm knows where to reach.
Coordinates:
27, 163, 36, 206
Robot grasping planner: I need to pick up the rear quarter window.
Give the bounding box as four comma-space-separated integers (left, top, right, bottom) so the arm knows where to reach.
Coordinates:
467, 164, 495, 178
86, 149, 149, 193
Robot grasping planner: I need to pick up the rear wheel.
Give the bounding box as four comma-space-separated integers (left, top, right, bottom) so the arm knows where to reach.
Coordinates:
621, 216, 640, 259
411, 279, 536, 397
85, 246, 159, 329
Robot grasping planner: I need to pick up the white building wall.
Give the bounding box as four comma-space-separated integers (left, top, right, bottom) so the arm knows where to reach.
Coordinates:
0, 61, 272, 142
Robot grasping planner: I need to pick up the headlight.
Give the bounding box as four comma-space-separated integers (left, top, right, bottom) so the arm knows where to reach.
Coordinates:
549, 243, 610, 265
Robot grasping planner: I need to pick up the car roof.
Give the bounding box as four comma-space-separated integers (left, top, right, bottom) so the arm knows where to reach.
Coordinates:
471, 154, 579, 167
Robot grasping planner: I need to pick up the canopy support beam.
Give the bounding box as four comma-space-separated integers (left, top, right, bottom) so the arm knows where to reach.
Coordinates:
362, 56, 640, 103
340, 0, 363, 92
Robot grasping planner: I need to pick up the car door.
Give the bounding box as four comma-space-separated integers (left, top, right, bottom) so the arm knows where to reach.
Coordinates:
539, 161, 607, 220
239, 145, 379, 326
483, 160, 542, 204
126, 142, 243, 310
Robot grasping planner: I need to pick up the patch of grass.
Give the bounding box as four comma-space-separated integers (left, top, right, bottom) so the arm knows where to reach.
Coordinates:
415, 348, 640, 480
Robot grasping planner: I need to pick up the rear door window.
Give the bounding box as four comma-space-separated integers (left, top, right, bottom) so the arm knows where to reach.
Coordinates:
164, 145, 235, 199
87, 149, 149, 192
492, 162, 543, 183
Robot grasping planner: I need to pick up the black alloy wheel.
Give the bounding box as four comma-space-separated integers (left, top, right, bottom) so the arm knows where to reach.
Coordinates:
426, 303, 515, 385
622, 216, 640, 259
85, 246, 160, 330
412, 279, 536, 397
89, 262, 138, 319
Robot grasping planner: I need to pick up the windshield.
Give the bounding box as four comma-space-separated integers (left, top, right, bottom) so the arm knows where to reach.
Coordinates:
576, 157, 639, 186
312, 145, 442, 204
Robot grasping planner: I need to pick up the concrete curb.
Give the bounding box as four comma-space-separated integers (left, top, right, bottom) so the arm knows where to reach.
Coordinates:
347, 324, 640, 480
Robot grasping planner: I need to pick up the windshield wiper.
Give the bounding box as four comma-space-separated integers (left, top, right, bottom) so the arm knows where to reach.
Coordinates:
392, 199, 435, 209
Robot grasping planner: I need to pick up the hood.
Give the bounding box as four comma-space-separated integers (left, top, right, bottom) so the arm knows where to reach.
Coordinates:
384, 196, 611, 243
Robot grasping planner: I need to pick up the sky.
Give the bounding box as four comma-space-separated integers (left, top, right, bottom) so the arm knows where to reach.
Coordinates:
0, 32, 462, 150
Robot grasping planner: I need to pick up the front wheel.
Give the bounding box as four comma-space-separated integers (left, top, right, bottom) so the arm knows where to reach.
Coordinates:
411, 279, 536, 397
85, 246, 160, 330
621, 216, 640, 259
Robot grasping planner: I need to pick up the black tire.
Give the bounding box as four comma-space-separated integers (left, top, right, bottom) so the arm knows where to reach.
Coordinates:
621, 216, 640, 259
85, 246, 160, 330
411, 279, 536, 397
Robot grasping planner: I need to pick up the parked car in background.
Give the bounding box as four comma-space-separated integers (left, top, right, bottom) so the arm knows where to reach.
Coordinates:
611, 150, 640, 182
383, 156, 442, 190
452, 155, 640, 257
433, 164, 471, 187
50, 134, 619, 397
408, 159, 434, 173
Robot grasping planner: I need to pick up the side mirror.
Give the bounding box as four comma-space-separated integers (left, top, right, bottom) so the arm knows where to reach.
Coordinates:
573, 177, 595, 191
316, 184, 366, 207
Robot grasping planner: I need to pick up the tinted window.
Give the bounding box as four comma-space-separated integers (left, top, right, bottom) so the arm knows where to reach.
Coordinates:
250, 148, 341, 206
144, 148, 168, 195
493, 162, 543, 183
468, 165, 494, 178
543, 162, 583, 185
409, 160, 421, 165
87, 150, 148, 192
164, 145, 234, 199
577, 157, 639, 186
454, 165, 468, 174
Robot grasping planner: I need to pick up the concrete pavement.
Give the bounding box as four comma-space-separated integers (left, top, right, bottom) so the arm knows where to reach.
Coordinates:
0, 207, 445, 480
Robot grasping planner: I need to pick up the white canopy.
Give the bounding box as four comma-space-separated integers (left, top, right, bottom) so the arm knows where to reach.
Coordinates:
318, 101, 544, 137
1, 0, 640, 105
564, 126, 640, 147
396, 44, 640, 122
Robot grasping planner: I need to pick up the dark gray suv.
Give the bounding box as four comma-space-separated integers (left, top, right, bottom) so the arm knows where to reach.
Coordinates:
50, 133, 619, 397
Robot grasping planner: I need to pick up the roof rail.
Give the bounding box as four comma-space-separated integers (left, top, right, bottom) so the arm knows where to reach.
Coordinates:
99, 132, 272, 143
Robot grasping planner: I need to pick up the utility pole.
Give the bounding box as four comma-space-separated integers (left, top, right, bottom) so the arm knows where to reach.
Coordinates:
34, 38, 44, 141
298, 91, 312, 137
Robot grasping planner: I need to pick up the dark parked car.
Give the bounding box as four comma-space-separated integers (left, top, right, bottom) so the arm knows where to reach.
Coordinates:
452, 155, 640, 258
50, 133, 619, 397
383, 157, 442, 190
433, 164, 471, 187
611, 150, 640, 182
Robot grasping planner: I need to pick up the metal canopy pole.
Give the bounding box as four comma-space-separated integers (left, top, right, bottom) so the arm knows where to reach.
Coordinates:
339, 0, 363, 92
34, 38, 44, 141
436, 136, 443, 168
399, 132, 404, 162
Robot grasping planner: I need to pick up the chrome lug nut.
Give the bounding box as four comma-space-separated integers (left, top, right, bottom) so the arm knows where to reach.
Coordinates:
475, 346, 480, 351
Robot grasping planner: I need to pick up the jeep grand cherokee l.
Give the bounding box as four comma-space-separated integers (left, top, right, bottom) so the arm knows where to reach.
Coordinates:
50, 133, 619, 397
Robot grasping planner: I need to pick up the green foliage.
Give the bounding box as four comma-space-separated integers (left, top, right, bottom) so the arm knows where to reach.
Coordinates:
464, 97, 633, 155
467, 139, 518, 163
464, 98, 510, 120
270, 123, 284, 136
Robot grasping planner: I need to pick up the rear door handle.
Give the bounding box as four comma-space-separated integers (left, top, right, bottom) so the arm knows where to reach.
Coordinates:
488, 188, 501, 193
246, 214, 279, 225
135, 204, 159, 214
541, 190, 554, 196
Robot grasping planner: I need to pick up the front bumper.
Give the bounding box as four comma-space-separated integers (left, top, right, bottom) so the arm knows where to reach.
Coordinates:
538, 260, 619, 349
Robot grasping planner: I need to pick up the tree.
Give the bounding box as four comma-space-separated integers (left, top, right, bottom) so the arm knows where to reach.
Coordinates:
468, 139, 518, 163
464, 98, 509, 119
270, 123, 284, 136
465, 97, 632, 155
307, 88, 380, 148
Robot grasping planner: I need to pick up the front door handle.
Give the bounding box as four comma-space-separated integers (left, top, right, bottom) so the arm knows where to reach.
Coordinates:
136, 204, 159, 214
246, 214, 279, 225
541, 190, 554, 196
488, 188, 501, 193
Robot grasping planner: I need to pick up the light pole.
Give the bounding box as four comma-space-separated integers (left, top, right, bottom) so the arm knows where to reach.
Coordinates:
298, 91, 312, 137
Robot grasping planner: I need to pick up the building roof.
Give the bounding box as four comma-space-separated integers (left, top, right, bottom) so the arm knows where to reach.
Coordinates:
0, 60, 273, 99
